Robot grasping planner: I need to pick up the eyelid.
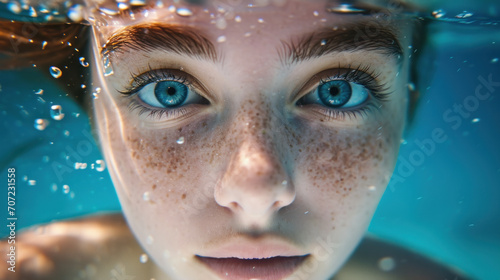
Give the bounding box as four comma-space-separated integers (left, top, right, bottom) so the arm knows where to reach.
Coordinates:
292, 66, 388, 104
120, 68, 216, 103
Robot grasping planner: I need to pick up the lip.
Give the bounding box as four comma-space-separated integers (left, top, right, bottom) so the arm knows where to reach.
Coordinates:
196, 237, 309, 280
197, 255, 308, 280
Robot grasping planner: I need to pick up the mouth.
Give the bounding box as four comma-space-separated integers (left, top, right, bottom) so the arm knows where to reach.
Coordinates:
196, 255, 309, 280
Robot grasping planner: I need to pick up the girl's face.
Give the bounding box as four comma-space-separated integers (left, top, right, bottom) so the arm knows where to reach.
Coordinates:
89, 0, 413, 279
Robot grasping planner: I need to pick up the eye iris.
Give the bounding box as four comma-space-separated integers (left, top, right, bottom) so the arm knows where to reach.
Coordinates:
154, 81, 188, 107
318, 80, 351, 107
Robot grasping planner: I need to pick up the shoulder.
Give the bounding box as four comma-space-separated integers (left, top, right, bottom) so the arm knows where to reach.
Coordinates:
335, 236, 470, 280
0, 213, 157, 280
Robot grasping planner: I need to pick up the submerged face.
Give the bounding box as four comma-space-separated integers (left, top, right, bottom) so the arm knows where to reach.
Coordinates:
88, 0, 414, 279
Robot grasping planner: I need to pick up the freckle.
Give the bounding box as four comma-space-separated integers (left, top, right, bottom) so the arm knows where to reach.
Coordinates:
182, 193, 187, 200
166, 193, 169, 198
152, 184, 156, 190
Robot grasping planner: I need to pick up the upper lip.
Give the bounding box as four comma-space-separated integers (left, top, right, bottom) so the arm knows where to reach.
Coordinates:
196, 235, 308, 259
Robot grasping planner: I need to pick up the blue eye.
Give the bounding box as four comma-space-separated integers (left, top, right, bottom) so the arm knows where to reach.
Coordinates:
318, 80, 352, 107
154, 81, 188, 107
299, 79, 369, 109
135, 79, 207, 109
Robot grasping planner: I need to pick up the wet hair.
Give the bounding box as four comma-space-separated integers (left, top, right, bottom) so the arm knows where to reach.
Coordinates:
407, 18, 429, 126
0, 20, 91, 105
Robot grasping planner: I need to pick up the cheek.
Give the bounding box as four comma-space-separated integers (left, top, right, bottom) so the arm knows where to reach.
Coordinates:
290, 117, 402, 229
300, 128, 394, 191
121, 119, 219, 208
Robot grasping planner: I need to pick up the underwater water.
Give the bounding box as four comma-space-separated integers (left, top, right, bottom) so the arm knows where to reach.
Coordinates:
0, 1, 499, 280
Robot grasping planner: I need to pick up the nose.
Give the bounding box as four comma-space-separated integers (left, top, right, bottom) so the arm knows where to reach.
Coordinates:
215, 125, 295, 225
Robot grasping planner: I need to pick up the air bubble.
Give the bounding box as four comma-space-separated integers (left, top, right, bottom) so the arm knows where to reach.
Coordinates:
140, 254, 149, 263
313, 11, 319, 16
455, 11, 473, 19
327, 4, 366, 14
49, 66, 62, 78
320, 39, 327, 46
491, 58, 499, 63
34, 119, 48, 130
472, 118, 480, 123
146, 235, 154, 245
281, 180, 288, 185
215, 17, 227, 29
176, 136, 185, 144
29, 6, 37, 17
63, 185, 70, 194
407, 82, 416, 91
234, 15, 242, 22
34, 89, 44, 95
51, 184, 58, 192
7, 2, 22, 14
431, 9, 446, 19
95, 160, 106, 172
368, 185, 376, 191
143, 192, 151, 201
50, 105, 65, 120
258, 18, 264, 23
117, 2, 129, 10
378, 257, 396, 271
99, 6, 120, 15
102, 53, 114, 76
67, 4, 83, 22
217, 35, 226, 43
130, 0, 146, 6
79, 57, 89, 67
38, 4, 49, 14
28, 180, 36, 186
42, 41, 47, 49
74, 162, 88, 169
176, 8, 193, 17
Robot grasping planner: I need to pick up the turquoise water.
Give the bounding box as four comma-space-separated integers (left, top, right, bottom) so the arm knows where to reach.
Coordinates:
1, 2, 500, 280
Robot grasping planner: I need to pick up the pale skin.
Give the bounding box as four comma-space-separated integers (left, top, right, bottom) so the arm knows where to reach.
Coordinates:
0, 1, 465, 279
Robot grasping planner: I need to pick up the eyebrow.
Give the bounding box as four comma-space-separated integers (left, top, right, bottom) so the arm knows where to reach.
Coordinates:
278, 21, 403, 65
102, 23, 218, 62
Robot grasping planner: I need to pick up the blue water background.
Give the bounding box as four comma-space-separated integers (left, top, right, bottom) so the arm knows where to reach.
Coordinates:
0, 21, 499, 280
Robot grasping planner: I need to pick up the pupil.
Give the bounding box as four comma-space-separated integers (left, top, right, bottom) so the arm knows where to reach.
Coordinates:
167, 87, 177, 96
329, 86, 340, 96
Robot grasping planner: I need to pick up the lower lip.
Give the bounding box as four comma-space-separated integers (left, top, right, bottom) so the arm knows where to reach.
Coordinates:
197, 255, 309, 280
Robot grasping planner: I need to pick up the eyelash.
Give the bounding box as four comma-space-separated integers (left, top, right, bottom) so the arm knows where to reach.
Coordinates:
299, 65, 390, 121
119, 65, 390, 121
121, 69, 192, 95
120, 69, 199, 120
